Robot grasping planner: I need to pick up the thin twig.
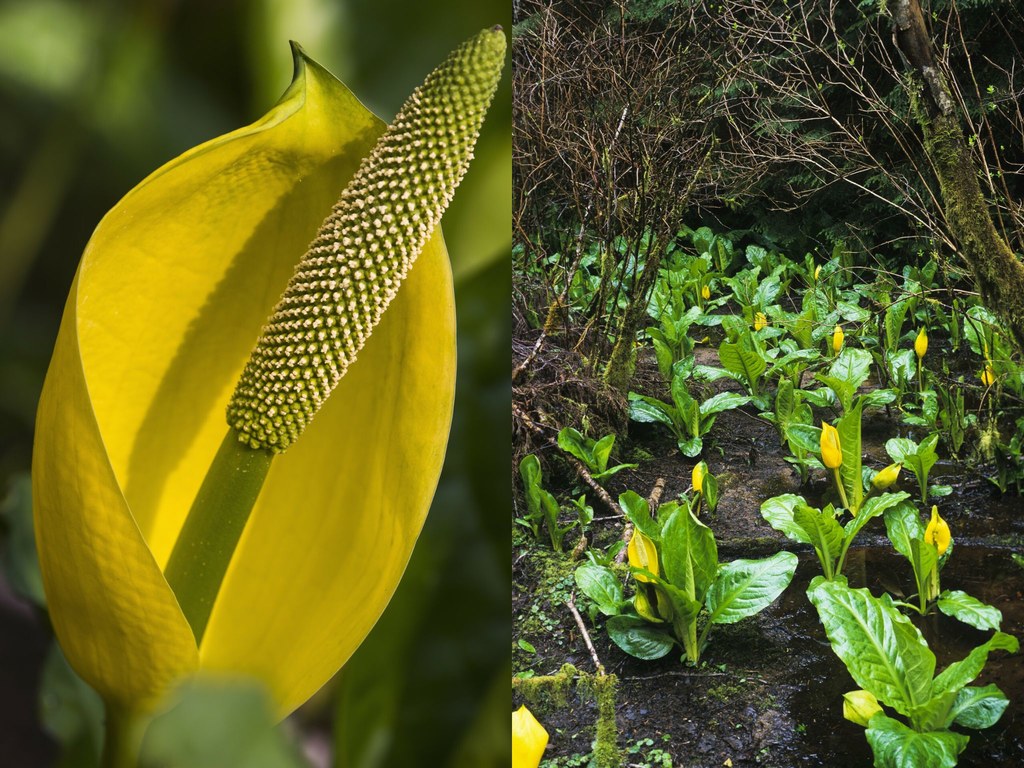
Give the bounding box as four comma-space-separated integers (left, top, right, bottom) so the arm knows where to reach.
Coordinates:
566, 591, 604, 675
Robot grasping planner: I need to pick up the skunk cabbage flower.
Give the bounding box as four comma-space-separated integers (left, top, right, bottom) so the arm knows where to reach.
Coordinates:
701, 284, 711, 300
981, 365, 996, 386
925, 505, 951, 556
753, 312, 768, 332
843, 690, 882, 727
692, 461, 706, 494
871, 462, 901, 491
512, 705, 549, 768
914, 327, 928, 359
628, 528, 659, 583
33, 29, 505, 717
814, 264, 822, 281
832, 325, 844, 354
820, 422, 843, 470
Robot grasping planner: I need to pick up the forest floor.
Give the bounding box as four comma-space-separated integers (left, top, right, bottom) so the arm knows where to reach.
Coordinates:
513, 330, 1024, 768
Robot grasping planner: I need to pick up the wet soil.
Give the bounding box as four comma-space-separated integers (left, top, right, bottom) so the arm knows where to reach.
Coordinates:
513, 348, 1024, 767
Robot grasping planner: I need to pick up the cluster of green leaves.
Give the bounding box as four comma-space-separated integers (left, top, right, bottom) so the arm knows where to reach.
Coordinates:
518, 454, 592, 553
575, 479, 796, 666
809, 578, 1017, 768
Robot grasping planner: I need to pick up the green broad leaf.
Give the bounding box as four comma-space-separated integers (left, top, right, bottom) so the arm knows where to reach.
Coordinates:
793, 505, 843, 573
932, 632, 1019, 696
692, 364, 736, 382
845, 493, 911, 543
718, 339, 766, 393
606, 615, 675, 660
885, 300, 910, 351
775, 378, 795, 431
692, 226, 715, 254
862, 389, 897, 408
760, 494, 814, 545
908, 538, 938, 599
557, 427, 592, 467
864, 714, 968, 768
792, 308, 815, 349
591, 433, 616, 473
678, 436, 703, 457
628, 393, 678, 429
836, 399, 864, 512
519, 454, 543, 518
829, 348, 873, 394
659, 579, 702, 622
702, 473, 720, 514
699, 391, 752, 417
705, 552, 797, 625
937, 590, 1002, 632
661, 505, 718, 603
815, 374, 855, 413
948, 684, 1010, 730
888, 348, 916, 387
884, 503, 924, 561
651, 336, 674, 380
800, 387, 838, 409
808, 580, 935, 716
574, 565, 624, 617
885, 437, 918, 465
907, 690, 958, 733
517, 639, 536, 654
785, 423, 822, 456
619, 491, 661, 539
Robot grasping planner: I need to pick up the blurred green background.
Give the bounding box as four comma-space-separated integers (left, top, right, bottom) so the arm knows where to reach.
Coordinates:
0, 0, 510, 766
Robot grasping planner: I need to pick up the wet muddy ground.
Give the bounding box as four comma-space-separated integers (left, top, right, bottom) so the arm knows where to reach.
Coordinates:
513, 347, 1024, 767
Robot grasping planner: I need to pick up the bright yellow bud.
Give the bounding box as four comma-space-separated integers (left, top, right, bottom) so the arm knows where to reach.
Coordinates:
981, 365, 996, 387
871, 462, 901, 491
701, 284, 711, 300
512, 705, 549, 768
628, 529, 659, 582
692, 461, 707, 494
832, 325, 844, 354
843, 690, 882, 727
814, 264, 822, 281
754, 312, 768, 331
915, 328, 928, 359
925, 505, 951, 556
820, 422, 843, 469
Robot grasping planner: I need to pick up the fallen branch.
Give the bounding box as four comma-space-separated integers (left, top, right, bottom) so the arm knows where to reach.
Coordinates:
566, 591, 604, 675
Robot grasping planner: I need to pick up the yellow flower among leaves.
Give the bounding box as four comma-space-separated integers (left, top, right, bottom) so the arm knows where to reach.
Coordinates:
513, 705, 549, 768
925, 505, 951, 556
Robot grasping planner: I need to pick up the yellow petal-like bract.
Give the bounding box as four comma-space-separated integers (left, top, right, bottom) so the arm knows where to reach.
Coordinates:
628, 528, 660, 583
915, 327, 928, 359
512, 705, 549, 768
871, 462, 902, 491
832, 324, 844, 354
820, 422, 843, 470
753, 312, 767, 331
843, 690, 882, 727
31, 34, 505, 714
692, 461, 706, 494
925, 505, 952, 556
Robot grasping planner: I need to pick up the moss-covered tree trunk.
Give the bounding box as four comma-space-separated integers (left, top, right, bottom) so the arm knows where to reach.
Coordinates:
892, 0, 1024, 353
603, 240, 664, 396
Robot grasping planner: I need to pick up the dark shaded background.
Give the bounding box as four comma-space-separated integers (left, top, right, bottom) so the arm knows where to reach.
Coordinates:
0, 1, 511, 766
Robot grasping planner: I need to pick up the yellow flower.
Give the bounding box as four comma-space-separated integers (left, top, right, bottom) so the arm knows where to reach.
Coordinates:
754, 312, 768, 331
513, 705, 549, 768
701, 284, 711, 300
814, 264, 822, 281
32, 31, 505, 716
915, 328, 928, 359
843, 690, 882, 727
628, 528, 660, 582
925, 505, 951, 556
981, 365, 996, 386
820, 422, 843, 469
832, 325, 844, 354
871, 462, 902, 491
692, 461, 707, 494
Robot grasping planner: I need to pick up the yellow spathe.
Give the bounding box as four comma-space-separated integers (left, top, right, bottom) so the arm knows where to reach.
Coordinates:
33, 46, 455, 715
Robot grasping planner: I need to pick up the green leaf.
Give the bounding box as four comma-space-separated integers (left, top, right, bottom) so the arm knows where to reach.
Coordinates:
932, 632, 1019, 696
948, 684, 1010, 729
661, 506, 718, 603
557, 427, 592, 467
937, 590, 1001, 631
606, 615, 675, 660
699, 391, 752, 417
785, 423, 821, 456
845, 493, 911, 544
518, 454, 543, 518
718, 339, 766, 394
591, 434, 616, 473
908, 539, 938, 604
760, 494, 813, 545
793, 504, 843, 574
836, 399, 864, 511
705, 552, 797, 625
619, 491, 661, 540
829, 348, 873, 395
574, 565, 624, 617
808, 580, 935, 715
678, 436, 703, 457
883, 503, 924, 561
628, 393, 678, 429
885, 438, 918, 465
864, 714, 968, 768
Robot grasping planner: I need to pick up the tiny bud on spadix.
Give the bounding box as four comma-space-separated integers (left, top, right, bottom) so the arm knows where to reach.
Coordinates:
227, 28, 505, 451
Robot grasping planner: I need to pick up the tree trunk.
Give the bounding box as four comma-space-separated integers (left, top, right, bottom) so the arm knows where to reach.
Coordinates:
892, 0, 1024, 353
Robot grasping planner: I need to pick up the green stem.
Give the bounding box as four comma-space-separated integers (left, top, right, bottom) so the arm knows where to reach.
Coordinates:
164, 430, 273, 644
832, 467, 850, 511
101, 703, 146, 768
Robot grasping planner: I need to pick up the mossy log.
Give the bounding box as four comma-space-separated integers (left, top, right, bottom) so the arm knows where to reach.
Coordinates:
892, 0, 1024, 353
